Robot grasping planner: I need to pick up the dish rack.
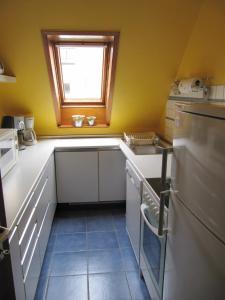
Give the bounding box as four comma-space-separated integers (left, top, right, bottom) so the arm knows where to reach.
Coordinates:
124, 131, 156, 146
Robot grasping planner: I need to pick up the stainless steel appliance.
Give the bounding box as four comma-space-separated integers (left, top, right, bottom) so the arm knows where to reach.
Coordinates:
2, 115, 37, 148
164, 103, 225, 300
0, 129, 18, 178
140, 181, 168, 300
2, 115, 26, 150
140, 146, 171, 300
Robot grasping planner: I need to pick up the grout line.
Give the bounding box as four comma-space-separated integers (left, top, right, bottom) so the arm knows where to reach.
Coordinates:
86, 218, 90, 300
43, 208, 132, 299
44, 275, 50, 300
124, 271, 133, 300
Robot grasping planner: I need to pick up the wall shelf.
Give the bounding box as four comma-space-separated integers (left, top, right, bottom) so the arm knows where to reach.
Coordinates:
0, 74, 16, 83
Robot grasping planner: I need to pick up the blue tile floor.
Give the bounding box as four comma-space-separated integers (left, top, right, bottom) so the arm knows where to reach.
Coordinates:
35, 207, 151, 300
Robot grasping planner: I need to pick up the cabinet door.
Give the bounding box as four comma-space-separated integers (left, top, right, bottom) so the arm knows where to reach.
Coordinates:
55, 151, 98, 203
47, 154, 57, 205
38, 203, 52, 263
126, 172, 141, 262
99, 150, 126, 202
24, 238, 41, 300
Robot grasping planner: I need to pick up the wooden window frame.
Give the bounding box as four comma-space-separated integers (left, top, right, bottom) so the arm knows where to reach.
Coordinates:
41, 30, 120, 127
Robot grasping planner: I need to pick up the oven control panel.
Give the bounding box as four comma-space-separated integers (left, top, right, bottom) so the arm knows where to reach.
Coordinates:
142, 182, 168, 228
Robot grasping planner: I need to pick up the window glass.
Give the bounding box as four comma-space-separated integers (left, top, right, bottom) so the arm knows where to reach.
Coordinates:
58, 45, 104, 102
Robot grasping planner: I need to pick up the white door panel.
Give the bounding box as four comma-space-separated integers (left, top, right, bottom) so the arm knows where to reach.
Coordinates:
99, 150, 126, 202
55, 151, 98, 203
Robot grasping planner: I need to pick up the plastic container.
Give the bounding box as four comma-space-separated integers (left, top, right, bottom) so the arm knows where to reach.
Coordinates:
72, 115, 85, 127
86, 116, 96, 126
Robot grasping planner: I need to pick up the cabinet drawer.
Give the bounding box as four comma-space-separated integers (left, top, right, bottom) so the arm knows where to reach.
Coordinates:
17, 191, 37, 239
24, 238, 41, 300
21, 222, 38, 278
19, 206, 37, 260
17, 167, 48, 239
38, 202, 52, 263
36, 177, 49, 231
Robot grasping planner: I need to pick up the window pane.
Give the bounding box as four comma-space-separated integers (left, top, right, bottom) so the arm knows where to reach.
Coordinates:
58, 45, 104, 101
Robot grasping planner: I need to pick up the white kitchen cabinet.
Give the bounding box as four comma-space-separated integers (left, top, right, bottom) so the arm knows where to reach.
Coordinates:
38, 154, 56, 262
47, 154, 57, 207
126, 160, 142, 262
99, 150, 126, 202
55, 151, 98, 203
24, 238, 41, 300
9, 227, 26, 300
38, 203, 52, 262
9, 153, 56, 300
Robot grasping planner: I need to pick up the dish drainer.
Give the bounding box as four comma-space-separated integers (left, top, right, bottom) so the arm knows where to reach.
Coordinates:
124, 131, 156, 146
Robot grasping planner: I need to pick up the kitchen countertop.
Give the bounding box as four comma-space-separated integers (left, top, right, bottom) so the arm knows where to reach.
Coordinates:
2, 137, 171, 230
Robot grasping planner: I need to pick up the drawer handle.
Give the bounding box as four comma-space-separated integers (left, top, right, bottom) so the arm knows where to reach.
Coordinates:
21, 222, 37, 265
17, 191, 35, 226
35, 177, 49, 208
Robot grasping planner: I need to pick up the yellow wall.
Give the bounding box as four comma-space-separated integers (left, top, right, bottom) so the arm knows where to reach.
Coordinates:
0, 0, 202, 136
177, 0, 225, 85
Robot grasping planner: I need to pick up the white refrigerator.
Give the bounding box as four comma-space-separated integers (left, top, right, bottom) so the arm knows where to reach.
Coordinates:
164, 103, 225, 300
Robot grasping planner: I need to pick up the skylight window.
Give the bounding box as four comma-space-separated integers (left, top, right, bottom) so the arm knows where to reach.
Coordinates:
42, 31, 119, 127
58, 45, 104, 102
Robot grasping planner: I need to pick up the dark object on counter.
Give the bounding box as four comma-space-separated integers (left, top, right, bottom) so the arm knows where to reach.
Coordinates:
1, 116, 15, 128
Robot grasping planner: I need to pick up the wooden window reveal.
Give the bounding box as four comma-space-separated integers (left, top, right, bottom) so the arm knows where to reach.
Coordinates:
42, 31, 120, 127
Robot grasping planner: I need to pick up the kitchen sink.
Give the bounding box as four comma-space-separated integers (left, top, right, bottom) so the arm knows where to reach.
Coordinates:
129, 145, 162, 155
127, 138, 172, 155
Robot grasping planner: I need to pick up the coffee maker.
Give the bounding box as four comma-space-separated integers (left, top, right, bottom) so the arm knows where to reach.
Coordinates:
2, 116, 26, 150
2, 115, 37, 149
23, 116, 37, 146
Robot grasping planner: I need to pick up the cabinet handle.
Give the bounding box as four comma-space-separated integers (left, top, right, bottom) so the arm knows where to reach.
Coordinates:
141, 203, 163, 238
126, 170, 135, 185
35, 177, 49, 208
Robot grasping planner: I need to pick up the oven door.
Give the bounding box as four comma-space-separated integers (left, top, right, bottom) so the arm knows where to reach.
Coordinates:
140, 203, 167, 300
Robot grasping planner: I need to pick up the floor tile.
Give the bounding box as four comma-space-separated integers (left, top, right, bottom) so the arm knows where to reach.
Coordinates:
87, 231, 119, 250
89, 272, 131, 300
87, 215, 114, 232
121, 247, 139, 271
50, 252, 87, 275
53, 233, 87, 252
50, 219, 58, 235
112, 214, 126, 231
88, 249, 124, 273
111, 207, 126, 215
35, 276, 49, 300
126, 271, 151, 300
55, 217, 86, 234
46, 232, 56, 253
86, 208, 112, 217
55, 209, 87, 218
116, 229, 132, 249
46, 275, 88, 300
40, 252, 53, 276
